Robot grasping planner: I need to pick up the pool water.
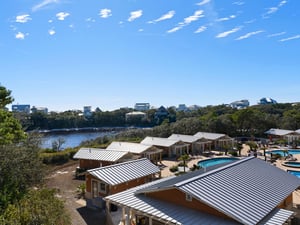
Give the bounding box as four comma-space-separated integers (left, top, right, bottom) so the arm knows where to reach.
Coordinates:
283, 161, 300, 168
266, 149, 300, 156
288, 170, 300, 178
198, 157, 239, 168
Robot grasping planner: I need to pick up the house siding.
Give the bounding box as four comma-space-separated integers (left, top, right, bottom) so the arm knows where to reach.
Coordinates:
79, 159, 113, 170
147, 188, 233, 220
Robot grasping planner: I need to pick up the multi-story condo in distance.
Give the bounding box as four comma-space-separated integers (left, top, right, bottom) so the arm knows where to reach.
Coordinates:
12, 104, 30, 114
134, 103, 150, 111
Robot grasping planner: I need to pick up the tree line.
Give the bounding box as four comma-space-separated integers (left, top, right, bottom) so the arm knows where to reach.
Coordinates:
18, 100, 300, 139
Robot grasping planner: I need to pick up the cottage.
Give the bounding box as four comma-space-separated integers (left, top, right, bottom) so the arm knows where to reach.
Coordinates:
140, 136, 189, 158
194, 131, 234, 151
106, 141, 163, 164
85, 158, 160, 208
105, 157, 300, 225
73, 147, 130, 170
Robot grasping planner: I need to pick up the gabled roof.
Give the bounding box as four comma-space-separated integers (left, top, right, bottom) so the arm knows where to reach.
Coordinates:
106, 157, 300, 225
106, 141, 158, 154
168, 134, 200, 143
194, 131, 230, 140
176, 157, 300, 225
141, 136, 180, 147
265, 128, 298, 136
87, 158, 160, 185
105, 177, 240, 225
73, 147, 128, 162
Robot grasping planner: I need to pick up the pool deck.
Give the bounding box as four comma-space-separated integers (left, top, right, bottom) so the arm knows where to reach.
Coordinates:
160, 144, 300, 207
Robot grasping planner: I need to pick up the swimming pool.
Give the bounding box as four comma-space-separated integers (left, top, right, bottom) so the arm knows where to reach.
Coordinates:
266, 149, 300, 156
287, 170, 300, 178
282, 161, 300, 168
198, 157, 239, 168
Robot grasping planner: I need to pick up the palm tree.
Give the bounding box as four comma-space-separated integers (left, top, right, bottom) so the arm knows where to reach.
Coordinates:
178, 154, 190, 173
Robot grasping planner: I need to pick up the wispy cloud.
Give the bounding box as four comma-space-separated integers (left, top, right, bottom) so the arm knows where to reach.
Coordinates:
148, 10, 175, 24
167, 10, 204, 33
32, 0, 60, 12
244, 19, 256, 24
56, 12, 70, 21
216, 26, 242, 38
268, 32, 286, 37
279, 34, 300, 42
16, 14, 31, 23
196, 0, 210, 6
48, 29, 56, 35
99, 9, 112, 18
195, 26, 207, 33
216, 15, 236, 22
15, 32, 25, 40
128, 10, 143, 22
235, 30, 264, 40
233, 1, 244, 6
263, 0, 287, 18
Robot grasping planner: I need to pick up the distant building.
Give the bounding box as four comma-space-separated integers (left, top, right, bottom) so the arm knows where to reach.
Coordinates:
177, 104, 189, 112
125, 111, 146, 122
12, 104, 30, 114
259, 97, 277, 105
31, 106, 48, 114
188, 105, 201, 111
230, 99, 250, 109
134, 103, 150, 111
83, 106, 92, 117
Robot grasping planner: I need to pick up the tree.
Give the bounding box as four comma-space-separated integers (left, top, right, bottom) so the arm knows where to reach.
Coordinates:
0, 86, 14, 109
178, 154, 189, 173
0, 189, 71, 225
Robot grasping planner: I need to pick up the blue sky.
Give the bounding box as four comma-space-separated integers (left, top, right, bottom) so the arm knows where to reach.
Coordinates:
1, 0, 300, 112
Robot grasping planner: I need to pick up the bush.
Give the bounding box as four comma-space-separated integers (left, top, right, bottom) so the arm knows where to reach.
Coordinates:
229, 151, 238, 157
40, 151, 69, 165
169, 165, 178, 172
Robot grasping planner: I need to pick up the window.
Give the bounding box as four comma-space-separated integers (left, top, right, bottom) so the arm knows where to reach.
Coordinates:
99, 182, 106, 193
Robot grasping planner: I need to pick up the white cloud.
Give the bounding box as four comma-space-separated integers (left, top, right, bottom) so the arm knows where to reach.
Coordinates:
56, 12, 70, 21
263, 0, 288, 18
148, 10, 175, 24
48, 29, 56, 35
195, 26, 207, 33
16, 14, 31, 23
128, 10, 143, 22
167, 10, 204, 33
268, 32, 286, 37
15, 32, 25, 40
233, 1, 244, 6
216, 15, 236, 22
244, 19, 256, 24
235, 30, 264, 40
167, 26, 182, 33
196, 0, 210, 6
279, 34, 300, 42
138, 29, 144, 32
32, 0, 60, 12
216, 26, 242, 38
99, 9, 112, 18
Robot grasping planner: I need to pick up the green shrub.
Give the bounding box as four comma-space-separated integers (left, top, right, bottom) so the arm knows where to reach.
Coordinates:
229, 151, 238, 157
169, 165, 178, 172
40, 151, 69, 165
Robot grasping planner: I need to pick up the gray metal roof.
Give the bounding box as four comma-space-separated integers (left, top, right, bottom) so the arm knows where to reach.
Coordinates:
73, 147, 128, 162
104, 177, 241, 225
194, 131, 230, 140
141, 136, 180, 147
176, 157, 300, 225
106, 141, 155, 154
105, 157, 298, 225
168, 134, 200, 143
87, 158, 160, 185
265, 128, 298, 136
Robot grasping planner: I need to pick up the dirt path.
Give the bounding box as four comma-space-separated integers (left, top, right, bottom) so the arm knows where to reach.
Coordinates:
45, 161, 106, 225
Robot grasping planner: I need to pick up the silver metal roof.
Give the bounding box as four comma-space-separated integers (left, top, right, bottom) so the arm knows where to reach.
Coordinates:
141, 136, 180, 147
194, 131, 230, 140
265, 128, 298, 136
73, 147, 128, 162
87, 158, 160, 185
176, 157, 300, 225
105, 157, 298, 225
105, 177, 240, 225
106, 141, 155, 154
168, 134, 200, 143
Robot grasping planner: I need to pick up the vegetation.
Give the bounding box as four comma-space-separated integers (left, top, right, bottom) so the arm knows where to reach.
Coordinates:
0, 85, 70, 224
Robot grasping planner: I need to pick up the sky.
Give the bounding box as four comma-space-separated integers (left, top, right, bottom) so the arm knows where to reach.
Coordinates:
1, 0, 300, 112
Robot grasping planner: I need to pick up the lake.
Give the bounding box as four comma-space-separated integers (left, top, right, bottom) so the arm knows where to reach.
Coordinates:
40, 131, 116, 149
